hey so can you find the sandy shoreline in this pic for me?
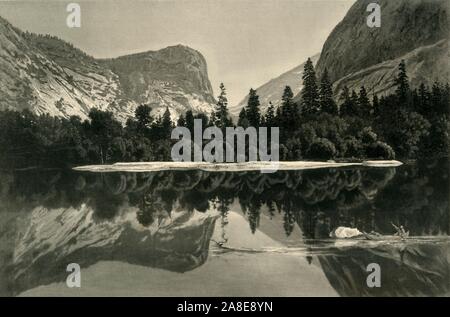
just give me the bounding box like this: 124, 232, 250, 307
73, 160, 403, 173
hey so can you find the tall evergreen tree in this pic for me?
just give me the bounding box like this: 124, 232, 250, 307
237, 108, 249, 128
282, 85, 294, 105
358, 86, 371, 117
213, 83, 232, 129
245, 88, 261, 127
395, 60, 410, 107
265, 102, 276, 127
280, 86, 297, 129
319, 69, 337, 114
301, 58, 319, 115
177, 114, 186, 127
161, 107, 172, 137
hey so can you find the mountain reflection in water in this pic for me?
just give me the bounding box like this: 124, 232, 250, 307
0, 159, 448, 296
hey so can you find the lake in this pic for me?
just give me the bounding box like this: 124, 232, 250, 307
0, 159, 448, 296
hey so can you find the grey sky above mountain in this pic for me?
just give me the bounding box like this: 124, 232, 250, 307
0, 0, 355, 106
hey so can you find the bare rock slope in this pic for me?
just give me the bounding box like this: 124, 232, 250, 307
314, 0, 450, 99
0, 16, 216, 122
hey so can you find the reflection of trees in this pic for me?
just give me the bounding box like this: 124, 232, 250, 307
234, 168, 396, 238
317, 242, 450, 296
0, 160, 448, 239
137, 194, 168, 227
372, 159, 450, 235
0, 161, 448, 296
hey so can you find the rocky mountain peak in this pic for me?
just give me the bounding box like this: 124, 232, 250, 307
316, 0, 450, 83
101, 43, 216, 118
0, 16, 216, 122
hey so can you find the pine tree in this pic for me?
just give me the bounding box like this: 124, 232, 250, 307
237, 108, 249, 128
319, 69, 337, 114
213, 83, 232, 129
395, 60, 410, 107
358, 86, 371, 117
282, 85, 294, 105
245, 88, 261, 127
301, 58, 319, 116
177, 114, 186, 127
280, 86, 296, 129
264, 102, 276, 127
161, 107, 172, 137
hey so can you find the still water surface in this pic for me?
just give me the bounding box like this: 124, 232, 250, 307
0, 160, 449, 296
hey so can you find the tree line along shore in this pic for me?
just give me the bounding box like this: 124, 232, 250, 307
0, 60, 448, 169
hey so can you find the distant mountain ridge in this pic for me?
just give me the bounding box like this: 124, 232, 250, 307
231, 54, 319, 117
0, 16, 216, 123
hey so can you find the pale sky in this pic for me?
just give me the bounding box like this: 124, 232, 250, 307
0, 0, 355, 106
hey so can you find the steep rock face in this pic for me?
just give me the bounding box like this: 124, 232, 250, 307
0, 16, 215, 123
333, 39, 449, 100
315, 0, 449, 83
231, 54, 319, 116
0, 16, 126, 121
101, 45, 216, 120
